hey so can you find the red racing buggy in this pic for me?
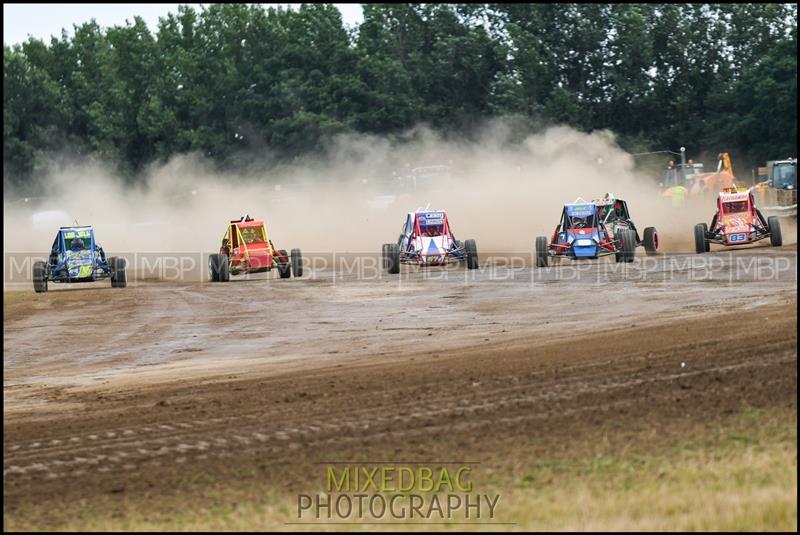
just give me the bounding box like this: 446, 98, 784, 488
694, 187, 782, 253
208, 215, 302, 281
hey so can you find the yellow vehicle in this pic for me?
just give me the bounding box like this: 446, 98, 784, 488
753, 158, 797, 218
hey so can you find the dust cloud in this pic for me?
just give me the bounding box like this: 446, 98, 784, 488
3, 121, 740, 261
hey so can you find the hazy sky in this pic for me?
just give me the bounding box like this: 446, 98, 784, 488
3, 3, 364, 45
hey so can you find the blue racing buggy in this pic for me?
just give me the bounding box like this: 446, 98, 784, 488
534, 199, 648, 267
32, 226, 127, 293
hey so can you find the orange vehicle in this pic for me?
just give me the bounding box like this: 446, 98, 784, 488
687, 152, 735, 196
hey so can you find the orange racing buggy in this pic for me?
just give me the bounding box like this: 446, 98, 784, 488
694, 187, 782, 253
208, 215, 302, 281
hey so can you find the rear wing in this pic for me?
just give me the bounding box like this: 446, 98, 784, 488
230, 214, 255, 223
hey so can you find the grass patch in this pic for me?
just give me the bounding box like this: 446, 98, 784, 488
497, 409, 797, 531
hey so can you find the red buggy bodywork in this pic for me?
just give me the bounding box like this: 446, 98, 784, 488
221, 217, 280, 274
208, 215, 302, 281
694, 187, 782, 253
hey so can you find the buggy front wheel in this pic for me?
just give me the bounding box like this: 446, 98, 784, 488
385, 243, 400, 274
643, 227, 659, 255
33, 261, 48, 293
694, 223, 709, 254
535, 236, 549, 267
291, 248, 303, 277
768, 216, 782, 247
464, 239, 478, 270
109, 257, 128, 288
208, 253, 230, 282
618, 229, 637, 263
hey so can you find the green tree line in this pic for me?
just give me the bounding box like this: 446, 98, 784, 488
4, 3, 797, 188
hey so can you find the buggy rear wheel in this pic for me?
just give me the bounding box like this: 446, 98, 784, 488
643, 227, 659, 255
694, 223, 709, 254
385, 243, 400, 274
33, 261, 48, 293
535, 236, 549, 267
291, 248, 303, 277
768, 216, 782, 247
277, 249, 291, 278
109, 257, 128, 288
209, 253, 229, 282
465, 239, 478, 270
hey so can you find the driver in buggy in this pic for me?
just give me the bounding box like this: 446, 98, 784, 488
70, 237, 86, 251
572, 217, 589, 229
241, 228, 256, 243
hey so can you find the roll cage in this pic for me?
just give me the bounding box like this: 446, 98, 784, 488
50, 227, 107, 264
709, 189, 768, 234
220, 217, 276, 258
399, 211, 456, 249
558, 204, 600, 232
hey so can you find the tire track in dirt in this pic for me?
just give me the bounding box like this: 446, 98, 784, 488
7, 338, 787, 461
5, 336, 794, 483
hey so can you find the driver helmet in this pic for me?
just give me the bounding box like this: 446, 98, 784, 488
70, 237, 84, 250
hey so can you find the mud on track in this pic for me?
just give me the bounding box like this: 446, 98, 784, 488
3, 246, 798, 527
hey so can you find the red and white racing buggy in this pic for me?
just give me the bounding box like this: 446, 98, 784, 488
694, 187, 783, 253
382, 210, 478, 273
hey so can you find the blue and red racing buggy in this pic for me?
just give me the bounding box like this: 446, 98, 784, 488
382, 210, 478, 273
32, 226, 127, 293
534, 198, 658, 267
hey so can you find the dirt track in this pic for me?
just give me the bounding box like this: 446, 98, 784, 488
3, 246, 798, 528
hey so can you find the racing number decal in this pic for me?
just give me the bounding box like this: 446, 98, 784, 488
729, 233, 747, 242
